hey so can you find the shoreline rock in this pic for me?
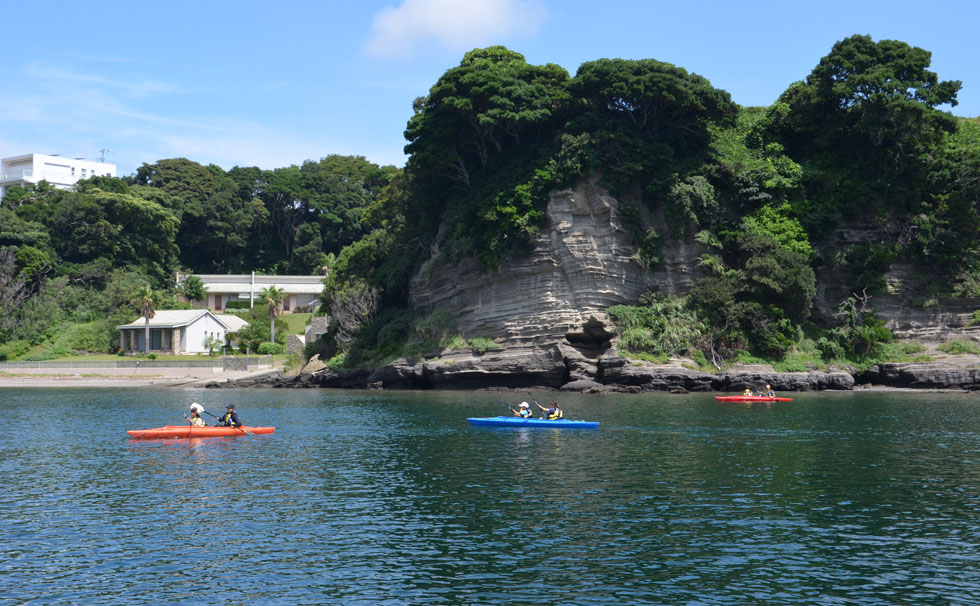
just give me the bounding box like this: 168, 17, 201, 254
205, 346, 980, 392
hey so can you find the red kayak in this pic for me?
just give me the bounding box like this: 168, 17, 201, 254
715, 395, 793, 402
127, 425, 275, 439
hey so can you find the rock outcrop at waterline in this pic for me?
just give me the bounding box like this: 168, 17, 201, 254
208, 348, 980, 392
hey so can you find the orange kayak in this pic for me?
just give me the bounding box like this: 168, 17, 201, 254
127, 425, 275, 439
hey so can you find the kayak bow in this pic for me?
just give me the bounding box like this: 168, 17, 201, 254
127, 425, 275, 439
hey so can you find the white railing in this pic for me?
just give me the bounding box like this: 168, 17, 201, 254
0, 169, 33, 182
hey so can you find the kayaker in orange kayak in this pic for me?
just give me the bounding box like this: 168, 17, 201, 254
216, 405, 242, 427
187, 403, 206, 427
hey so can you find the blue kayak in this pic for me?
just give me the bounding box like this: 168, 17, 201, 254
467, 416, 599, 429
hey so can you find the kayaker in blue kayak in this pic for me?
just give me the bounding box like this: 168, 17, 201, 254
510, 402, 533, 418
216, 405, 242, 427
537, 400, 563, 420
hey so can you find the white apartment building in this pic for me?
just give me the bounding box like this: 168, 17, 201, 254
0, 153, 117, 198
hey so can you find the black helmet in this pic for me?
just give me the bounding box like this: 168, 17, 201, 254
226, 404, 235, 410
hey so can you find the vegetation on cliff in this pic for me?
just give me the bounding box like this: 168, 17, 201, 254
316, 35, 976, 371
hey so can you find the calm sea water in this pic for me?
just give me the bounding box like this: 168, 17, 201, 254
2, 388, 979, 605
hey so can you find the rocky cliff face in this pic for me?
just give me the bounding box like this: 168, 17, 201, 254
254, 177, 980, 394
409, 175, 707, 348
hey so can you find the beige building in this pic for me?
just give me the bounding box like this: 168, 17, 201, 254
177, 272, 323, 313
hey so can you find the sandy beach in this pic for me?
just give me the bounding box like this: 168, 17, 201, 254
0, 374, 209, 388
0, 367, 284, 388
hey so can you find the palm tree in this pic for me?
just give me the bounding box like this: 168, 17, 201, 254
133, 284, 156, 355
260, 285, 286, 344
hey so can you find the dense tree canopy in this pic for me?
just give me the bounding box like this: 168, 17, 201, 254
756, 35, 962, 225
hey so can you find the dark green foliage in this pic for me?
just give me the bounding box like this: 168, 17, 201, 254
607, 293, 706, 360
257, 342, 283, 355
566, 58, 737, 199
757, 35, 961, 231
223, 300, 253, 310
176, 274, 207, 302
230, 306, 286, 353
819, 298, 894, 360
831, 243, 897, 295
734, 230, 816, 323
665, 175, 719, 236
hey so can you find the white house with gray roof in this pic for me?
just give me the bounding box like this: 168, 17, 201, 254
117, 309, 249, 354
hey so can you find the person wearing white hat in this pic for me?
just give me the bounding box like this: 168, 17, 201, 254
187, 403, 206, 427
509, 401, 533, 418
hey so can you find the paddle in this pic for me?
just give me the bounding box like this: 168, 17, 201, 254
528, 391, 546, 419
202, 408, 255, 436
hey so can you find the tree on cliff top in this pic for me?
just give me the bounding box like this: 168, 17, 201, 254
405, 46, 570, 189
566, 58, 737, 195
756, 35, 961, 223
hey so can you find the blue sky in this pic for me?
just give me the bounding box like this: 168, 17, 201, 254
2, 0, 978, 177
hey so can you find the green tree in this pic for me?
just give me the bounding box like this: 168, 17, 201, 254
132, 284, 157, 354
260, 285, 286, 343
405, 46, 570, 189
758, 35, 961, 222
177, 274, 207, 303
567, 57, 737, 194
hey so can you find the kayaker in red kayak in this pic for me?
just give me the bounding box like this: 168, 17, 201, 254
216, 405, 242, 427
743, 388, 753, 396
187, 403, 206, 427
537, 400, 563, 420
763, 384, 775, 398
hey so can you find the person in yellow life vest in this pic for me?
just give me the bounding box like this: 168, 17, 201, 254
537, 400, 563, 420
187, 403, 206, 427
743, 388, 753, 396
217, 404, 242, 427
764, 384, 775, 398
511, 402, 533, 418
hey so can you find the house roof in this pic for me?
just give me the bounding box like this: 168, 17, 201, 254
216, 314, 250, 332
116, 309, 249, 331
178, 273, 324, 296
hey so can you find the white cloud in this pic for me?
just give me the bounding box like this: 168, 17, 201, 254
23, 62, 178, 98
365, 0, 548, 58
